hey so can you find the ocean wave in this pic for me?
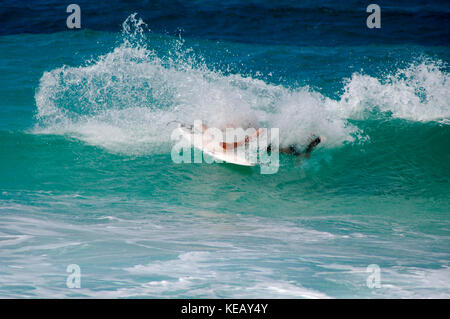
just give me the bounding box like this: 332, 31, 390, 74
34, 14, 450, 155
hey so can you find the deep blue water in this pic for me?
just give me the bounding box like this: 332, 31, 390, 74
2, 0, 450, 45
0, 1, 449, 298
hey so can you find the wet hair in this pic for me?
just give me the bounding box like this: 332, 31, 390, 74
288, 145, 302, 156
266, 136, 321, 156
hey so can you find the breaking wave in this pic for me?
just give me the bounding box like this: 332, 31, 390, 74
34, 14, 450, 155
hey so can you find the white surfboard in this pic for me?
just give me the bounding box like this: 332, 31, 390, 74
177, 126, 256, 166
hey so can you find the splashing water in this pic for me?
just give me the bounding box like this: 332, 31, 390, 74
34, 14, 450, 156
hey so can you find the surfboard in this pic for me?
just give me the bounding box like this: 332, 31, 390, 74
177, 125, 256, 166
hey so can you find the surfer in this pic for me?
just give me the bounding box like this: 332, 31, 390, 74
272, 136, 322, 161
210, 125, 322, 160
171, 120, 321, 160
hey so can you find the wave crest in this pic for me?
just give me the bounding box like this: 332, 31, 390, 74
34, 15, 450, 155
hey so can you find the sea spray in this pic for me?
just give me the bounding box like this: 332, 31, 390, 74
34, 15, 450, 156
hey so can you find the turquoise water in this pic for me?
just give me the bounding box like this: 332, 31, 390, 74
1, 10, 449, 298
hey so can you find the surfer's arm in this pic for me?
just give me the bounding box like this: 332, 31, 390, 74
220, 128, 262, 150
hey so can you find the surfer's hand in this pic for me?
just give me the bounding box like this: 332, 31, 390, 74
220, 141, 239, 150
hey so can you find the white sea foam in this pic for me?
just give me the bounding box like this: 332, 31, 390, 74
124, 251, 331, 298
340, 60, 450, 122
34, 14, 450, 155
1, 200, 448, 298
